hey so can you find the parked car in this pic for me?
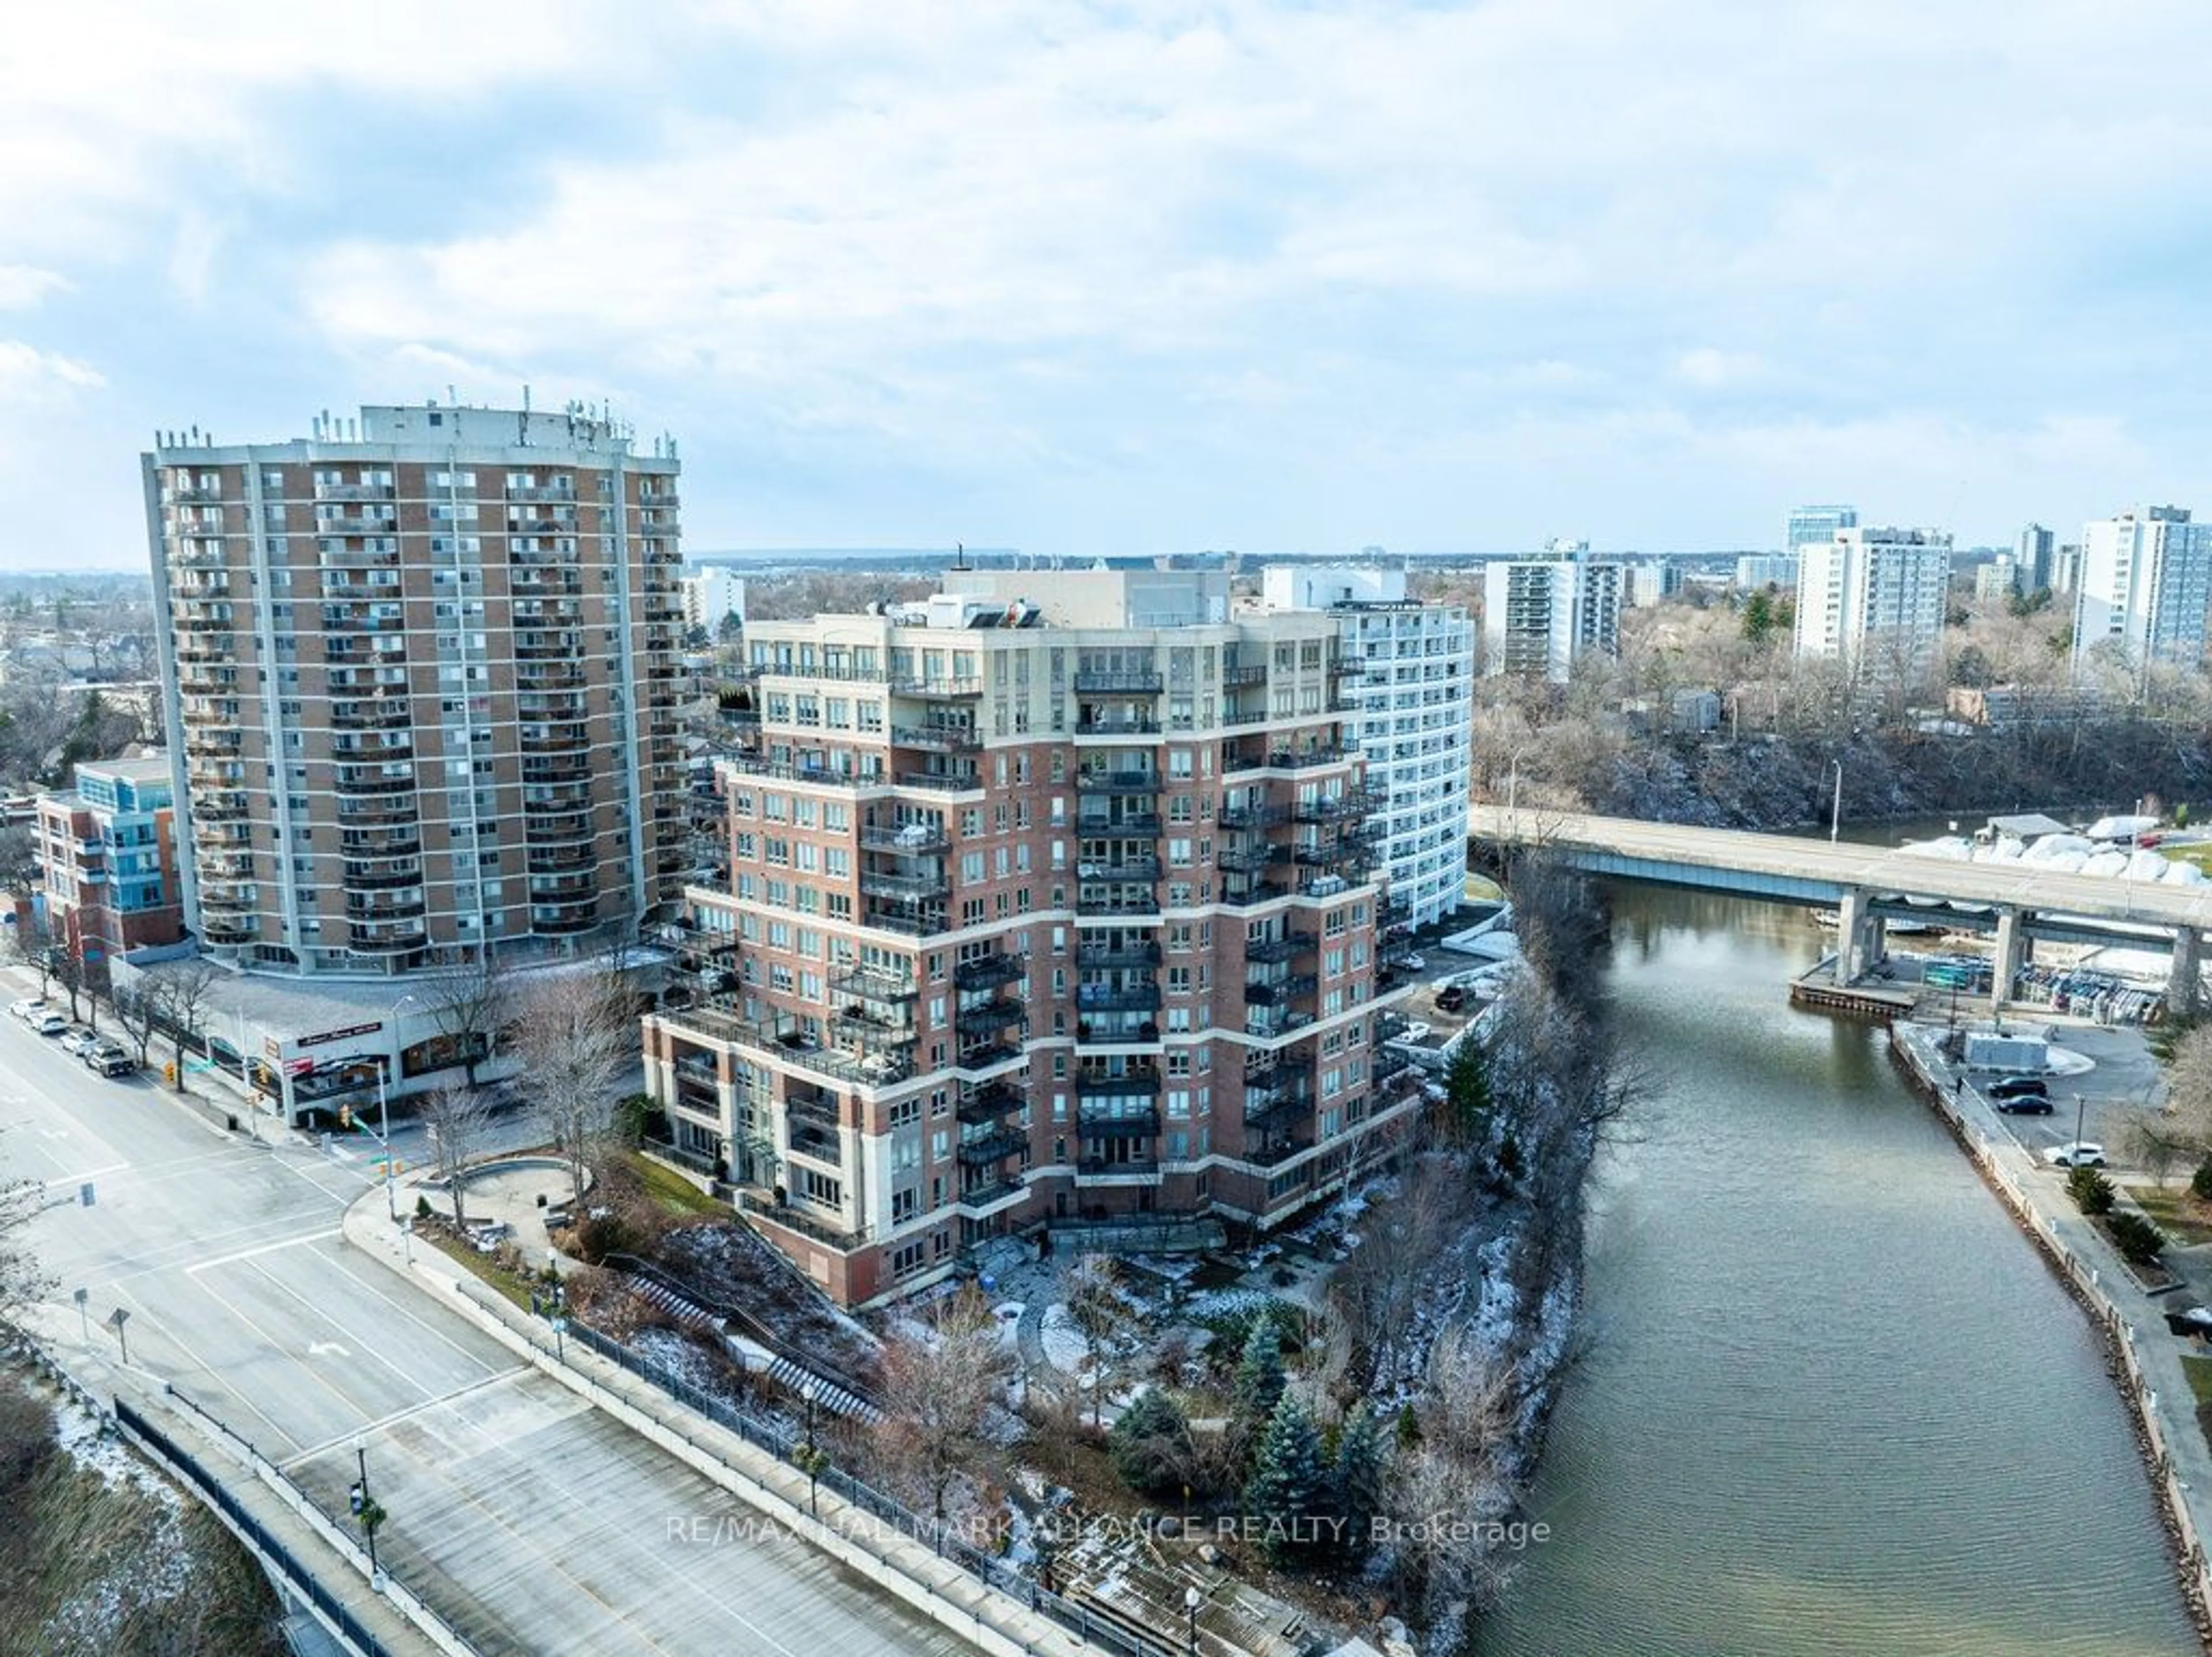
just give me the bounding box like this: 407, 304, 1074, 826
84, 1042, 135, 1077
1389, 1020, 1434, 1045
1994, 1094, 2054, 1115
8, 997, 46, 1022
56, 1027, 96, 1056
2165, 1304, 2212, 1338
2043, 1141, 2107, 1168
31, 1010, 69, 1036
1435, 986, 1468, 1013
1399, 954, 1427, 973
1986, 1075, 2050, 1102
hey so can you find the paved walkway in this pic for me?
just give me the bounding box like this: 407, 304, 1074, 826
344, 1175, 1092, 1657
1895, 1020, 2212, 1637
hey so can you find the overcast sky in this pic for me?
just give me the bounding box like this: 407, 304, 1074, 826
5, 1, 2207, 569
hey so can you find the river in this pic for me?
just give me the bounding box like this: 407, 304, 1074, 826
1473, 882, 2200, 1657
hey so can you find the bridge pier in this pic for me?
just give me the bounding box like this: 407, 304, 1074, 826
1836, 887, 1885, 981
1991, 907, 2027, 1011
2171, 928, 2202, 1016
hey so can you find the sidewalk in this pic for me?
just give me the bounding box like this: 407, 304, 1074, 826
1893, 1020, 2212, 1641
342, 1177, 1094, 1657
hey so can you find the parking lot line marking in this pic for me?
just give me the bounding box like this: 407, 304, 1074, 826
279, 1369, 532, 1473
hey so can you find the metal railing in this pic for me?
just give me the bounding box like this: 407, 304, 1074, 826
560, 1323, 1175, 1657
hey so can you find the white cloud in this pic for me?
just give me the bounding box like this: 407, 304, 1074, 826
0, 267, 68, 311
0, 342, 105, 393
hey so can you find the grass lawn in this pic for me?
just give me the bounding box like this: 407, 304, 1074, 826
2160, 843, 2212, 875
2124, 1184, 2212, 1248
629, 1150, 726, 1218
2185, 1357, 2212, 1409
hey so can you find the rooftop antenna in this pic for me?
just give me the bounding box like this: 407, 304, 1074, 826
952, 540, 971, 572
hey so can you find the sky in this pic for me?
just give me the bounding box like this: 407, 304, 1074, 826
3, 1, 2209, 569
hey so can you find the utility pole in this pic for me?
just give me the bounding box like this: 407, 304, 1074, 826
1830, 759, 1844, 843
351, 1439, 387, 1590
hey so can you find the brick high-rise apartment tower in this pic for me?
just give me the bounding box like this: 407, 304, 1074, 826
144, 402, 687, 973
644, 570, 1422, 1306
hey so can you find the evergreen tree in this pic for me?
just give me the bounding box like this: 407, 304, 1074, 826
1241, 1392, 1324, 1566
1108, 1386, 1194, 1497
1444, 1037, 1494, 1148
1740, 588, 1774, 644
1231, 1318, 1287, 1435
1328, 1405, 1390, 1563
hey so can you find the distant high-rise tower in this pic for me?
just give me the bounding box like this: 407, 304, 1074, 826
1792, 525, 1952, 678
1481, 542, 1623, 681
1787, 504, 1858, 553
2073, 506, 2212, 674
145, 402, 690, 974
2016, 523, 2056, 595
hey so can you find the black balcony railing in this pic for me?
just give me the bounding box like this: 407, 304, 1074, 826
1077, 1109, 1161, 1138
957, 1083, 1024, 1124
1075, 940, 1161, 968
1245, 973, 1319, 1007
1075, 982, 1162, 1013
1075, 769, 1161, 793
957, 1126, 1028, 1166
953, 952, 1026, 989
1072, 671, 1164, 694
1244, 930, 1317, 964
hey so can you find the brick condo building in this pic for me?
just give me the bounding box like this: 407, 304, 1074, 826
143, 402, 688, 974
642, 570, 1423, 1306
35, 752, 185, 977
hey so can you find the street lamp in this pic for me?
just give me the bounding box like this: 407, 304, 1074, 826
377, 993, 422, 1225
350, 1437, 385, 1590
2075, 1091, 2088, 1152
798, 1379, 822, 1516
1185, 1585, 1202, 1656
1829, 759, 1844, 843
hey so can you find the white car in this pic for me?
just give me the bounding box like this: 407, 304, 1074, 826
9, 997, 46, 1022
2044, 1141, 2108, 1168
31, 1011, 69, 1036
1400, 954, 1427, 972
57, 1027, 96, 1056
1389, 1020, 1434, 1045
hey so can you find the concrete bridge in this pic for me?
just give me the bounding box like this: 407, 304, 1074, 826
1469, 805, 2211, 1012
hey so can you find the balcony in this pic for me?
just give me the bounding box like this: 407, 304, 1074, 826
787, 1122, 844, 1165
739, 1191, 867, 1251
190, 790, 251, 822
1245, 1006, 1315, 1040
1245, 973, 1318, 1007
1222, 663, 1267, 689
315, 513, 399, 535
1078, 1109, 1161, 1138
890, 724, 981, 754
1072, 671, 1163, 695
314, 482, 395, 502
1076, 856, 1160, 883
832, 966, 917, 1004
955, 998, 1027, 1038
506, 484, 577, 504
862, 903, 950, 938
528, 845, 598, 875
1075, 812, 1162, 838
859, 868, 949, 902
1243, 1138, 1313, 1169
1215, 846, 1287, 875
1076, 939, 1161, 969
859, 822, 949, 855
1372, 1046, 1415, 1086
1075, 714, 1161, 737
523, 758, 593, 786
1220, 880, 1290, 908
957, 1126, 1027, 1167
891, 769, 983, 794
1075, 890, 1164, 918
955, 1176, 1028, 1214
343, 862, 424, 890
1075, 767, 1160, 793
331, 699, 412, 731
1263, 746, 1353, 771
1077, 1067, 1160, 1098
1076, 1016, 1159, 1045
1243, 930, 1317, 964
953, 952, 1025, 990
889, 676, 982, 699
349, 921, 429, 954
955, 1040, 1026, 1073
957, 1083, 1024, 1125
1217, 803, 1287, 831
334, 770, 415, 797
1077, 1157, 1161, 1179
344, 895, 427, 923
527, 815, 599, 848
1076, 982, 1161, 1013
203, 916, 258, 946
198, 882, 256, 913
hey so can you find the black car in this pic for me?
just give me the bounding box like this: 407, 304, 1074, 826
1993, 1094, 2054, 1115
1435, 986, 1468, 1013
1986, 1074, 2050, 1102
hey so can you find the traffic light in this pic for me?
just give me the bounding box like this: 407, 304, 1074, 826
162, 1062, 177, 1087
349, 1481, 365, 1515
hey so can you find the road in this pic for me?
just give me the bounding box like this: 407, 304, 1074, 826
2, 977, 973, 1657
1470, 803, 2212, 929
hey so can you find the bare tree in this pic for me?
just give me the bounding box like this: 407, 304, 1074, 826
1387, 1327, 1523, 1632
1060, 1252, 1143, 1428
109, 980, 161, 1067
872, 1284, 1013, 1521
1331, 1150, 1478, 1394
2163, 1023, 2212, 1147
422, 952, 510, 1089
511, 969, 635, 1202
421, 1081, 497, 1229
148, 958, 222, 1086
